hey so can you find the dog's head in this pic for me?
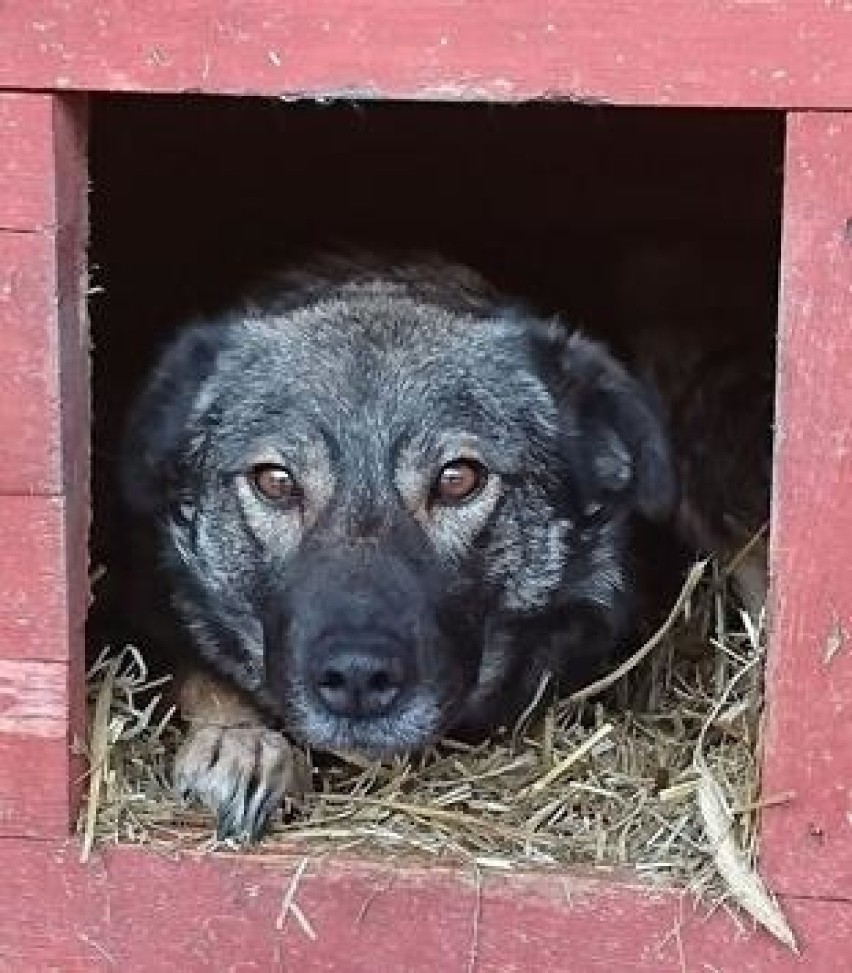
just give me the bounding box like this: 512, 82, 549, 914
122, 263, 675, 754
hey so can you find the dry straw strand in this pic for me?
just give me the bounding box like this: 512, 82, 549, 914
81, 549, 779, 939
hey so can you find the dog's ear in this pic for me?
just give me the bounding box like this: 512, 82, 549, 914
532, 325, 676, 521
121, 323, 226, 517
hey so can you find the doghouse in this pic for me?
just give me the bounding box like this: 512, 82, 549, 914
0, 4, 850, 970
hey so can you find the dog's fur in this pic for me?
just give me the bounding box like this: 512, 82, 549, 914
120, 257, 678, 837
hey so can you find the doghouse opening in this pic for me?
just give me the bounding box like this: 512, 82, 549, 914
86, 96, 783, 888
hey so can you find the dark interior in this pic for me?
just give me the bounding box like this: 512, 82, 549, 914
88, 96, 784, 567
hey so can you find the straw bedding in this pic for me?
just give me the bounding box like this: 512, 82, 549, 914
79, 552, 795, 948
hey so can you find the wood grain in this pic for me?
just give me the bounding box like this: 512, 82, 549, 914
0, 496, 84, 836
0, 496, 88, 684
0, 232, 64, 495
762, 113, 852, 902
0, 658, 67, 736
0, 497, 76, 662
0, 95, 88, 496
0, 94, 58, 232
0, 2, 851, 107
0, 842, 848, 970
0, 658, 75, 836
53, 97, 90, 508
0, 733, 76, 837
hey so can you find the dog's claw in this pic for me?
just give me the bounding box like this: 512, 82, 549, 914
174, 724, 311, 840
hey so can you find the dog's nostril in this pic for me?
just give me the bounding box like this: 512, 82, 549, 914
314, 647, 408, 720
367, 671, 392, 694
318, 669, 347, 692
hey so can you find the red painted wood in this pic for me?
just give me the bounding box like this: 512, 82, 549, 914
0, 95, 88, 497
0, 232, 64, 495
762, 113, 852, 902
1, 2, 852, 108
0, 736, 74, 837
0, 658, 67, 736
0, 841, 847, 971
50, 96, 88, 241
0, 495, 83, 836
0, 496, 75, 662
0, 93, 87, 236
0, 94, 59, 232
0, 657, 71, 837
52, 98, 90, 510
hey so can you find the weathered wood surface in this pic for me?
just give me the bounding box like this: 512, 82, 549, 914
0, 2, 851, 107
0, 94, 62, 232
1, 841, 849, 971
0, 658, 68, 735
0, 232, 64, 494
0, 95, 88, 496
762, 113, 852, 902
0, 736, 77, 838
0, 499, 85, 837
0, 495, 77, 663
0, 94, 88, 839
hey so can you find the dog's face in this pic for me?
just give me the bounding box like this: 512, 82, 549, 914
123, 264, 674, 755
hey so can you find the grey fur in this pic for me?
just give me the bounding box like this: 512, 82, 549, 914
121, 256, 676, 835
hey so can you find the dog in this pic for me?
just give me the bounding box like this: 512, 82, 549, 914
119, 256, 678, 839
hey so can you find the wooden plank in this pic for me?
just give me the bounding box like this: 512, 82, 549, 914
0, 496, 76, 662
0, 94, 88, 839
0, 2, 851, 107
51, 96, 88, 240
0, 96, 88, 496
762, 113, 852, 901
0, 94, 85, 233
0, 657, 70, 834
0, 733, 75, 837
0, 495, 85, 836
0, 658, 67, 736
53, 97, 90, 506
0, 841, 848, 970
0, 232, 64, 495
0, 94, 58, 232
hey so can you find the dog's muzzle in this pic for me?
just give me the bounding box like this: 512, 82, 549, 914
264, 537, 474, 752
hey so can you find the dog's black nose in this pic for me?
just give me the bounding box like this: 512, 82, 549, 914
313, 642, 408, 719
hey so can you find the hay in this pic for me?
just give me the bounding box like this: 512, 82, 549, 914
80, 554, 795, 947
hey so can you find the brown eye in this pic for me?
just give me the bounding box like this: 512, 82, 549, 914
433, 459, 487, 505
248, 464, 300, 505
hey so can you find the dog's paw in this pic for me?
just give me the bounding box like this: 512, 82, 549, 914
174, 724, 311, 840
